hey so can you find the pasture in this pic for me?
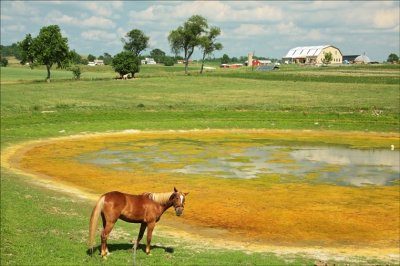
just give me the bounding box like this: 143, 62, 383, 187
1, 63, 399, 265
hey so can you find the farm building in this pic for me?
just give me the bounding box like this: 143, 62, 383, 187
283, 45, 343, 65
353, 54, 371, 64
343, 55, 359, 64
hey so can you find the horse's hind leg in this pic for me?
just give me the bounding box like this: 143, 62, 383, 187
100, 214, 116, 257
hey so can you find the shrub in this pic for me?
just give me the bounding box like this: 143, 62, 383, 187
69, 66, 81, 80
0, 57, 9, 67
163, 56, 175, 66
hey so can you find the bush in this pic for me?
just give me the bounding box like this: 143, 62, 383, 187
69, 66, 81, 80
0, 57, 9, 67
163, 56, 175, 66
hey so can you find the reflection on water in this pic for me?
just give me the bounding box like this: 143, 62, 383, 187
77, 140, 399, 187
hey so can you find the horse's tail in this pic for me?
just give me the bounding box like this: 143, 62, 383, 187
88, 195, 105, 253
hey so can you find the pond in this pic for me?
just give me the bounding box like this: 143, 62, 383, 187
13, 130, 400, 251
77, 139, 399, 187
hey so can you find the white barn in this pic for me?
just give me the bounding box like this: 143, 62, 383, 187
283, 45, 342, 65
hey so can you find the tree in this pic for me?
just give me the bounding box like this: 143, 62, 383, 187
150, 48, 166, 64
122, 29, 149, 57
168, 15, 208, 74
387, 53, 399, 63
19, 34, 35, 66
18, 25, 70, 81
112, 51, 140, 78
87, 54, 96, 62
163, 56, 175, 66
69, 50, 83, 65
1, 43, 22, 59
199, 26, 223, 74
221, 54, 230, 64
102, 53, 113, 65
322, 52, 333, 65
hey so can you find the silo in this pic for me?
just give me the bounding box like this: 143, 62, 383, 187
248, 53, 253, 67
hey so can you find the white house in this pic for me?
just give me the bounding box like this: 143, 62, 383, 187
141, 58, 156, 65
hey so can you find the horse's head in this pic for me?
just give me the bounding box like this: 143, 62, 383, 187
170, 187, 188, 216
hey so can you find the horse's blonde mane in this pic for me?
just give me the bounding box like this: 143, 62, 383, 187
145, 192, 173, 205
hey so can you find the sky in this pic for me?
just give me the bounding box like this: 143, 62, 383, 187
1, 1, 399, 61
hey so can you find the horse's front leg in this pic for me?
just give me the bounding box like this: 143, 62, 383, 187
145, 222, 155, 255
135, 223, 146, 248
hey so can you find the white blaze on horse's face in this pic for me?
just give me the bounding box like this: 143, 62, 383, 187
180, 194, 184, 205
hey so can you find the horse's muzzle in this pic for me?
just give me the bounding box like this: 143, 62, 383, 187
175, 207, 184, 216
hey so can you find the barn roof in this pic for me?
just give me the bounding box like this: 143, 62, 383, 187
354, 54, 371, 63
284, 45, 331, 58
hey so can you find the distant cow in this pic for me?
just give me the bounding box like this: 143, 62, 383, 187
122, 73, 130, 80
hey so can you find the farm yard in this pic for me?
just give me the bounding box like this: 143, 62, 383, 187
1, 63, 400, 265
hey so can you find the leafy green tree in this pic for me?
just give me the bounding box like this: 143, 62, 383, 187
163, 56, 175, 66
112, 51, 140, 78
322, 52, 333, 65
19, 34, 35, 66
0, 43, 22, 59
102, 53, 113, 65
122, 29, 149, 57
221, 54, 230, 64
18, 25, 70, 81
199, 26, 223, 74
168, 15, 208, 74
150, 48, 166, 63
87, 54, 96, 62
69, 50, 82, 64
387, 53, 399, 63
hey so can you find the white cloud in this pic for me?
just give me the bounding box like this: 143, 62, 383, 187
47, 11, 116, 29
373, 9, 399, 29
81, 16, 116, 29
304, 29, 329, 41
111, 1, 124, 10
2, 24, 26, 33
82, 2, 112, 17
9, 1, 38, 16
129, 1, 282, 25
232, 24, 269, 37
81, 30, 116, 41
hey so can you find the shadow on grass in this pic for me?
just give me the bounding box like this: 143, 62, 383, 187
87, 243, 174, 256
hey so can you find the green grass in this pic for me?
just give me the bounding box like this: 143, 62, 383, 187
1, 169, 315, 266
1, 64, 399, 265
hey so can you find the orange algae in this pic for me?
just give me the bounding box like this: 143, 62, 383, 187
10, 129, 400, 252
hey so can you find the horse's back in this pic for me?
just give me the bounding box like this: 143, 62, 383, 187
103, 191, 157, 223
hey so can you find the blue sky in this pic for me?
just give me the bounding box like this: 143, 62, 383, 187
1, 1, 399, 61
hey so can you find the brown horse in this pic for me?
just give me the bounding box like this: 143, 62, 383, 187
88, 187, 188, 256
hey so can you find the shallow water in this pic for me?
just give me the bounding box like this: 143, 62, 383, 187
77, 140, 399, 187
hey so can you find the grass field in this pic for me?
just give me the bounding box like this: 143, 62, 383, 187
1, 63, 399, 265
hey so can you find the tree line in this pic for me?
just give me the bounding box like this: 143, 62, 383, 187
2, 15, 225, 80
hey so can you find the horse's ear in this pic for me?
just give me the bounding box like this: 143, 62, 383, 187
174, 187, 178, 192
184, 192, 189, 196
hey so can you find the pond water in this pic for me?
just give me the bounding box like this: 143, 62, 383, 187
77, 139, 399, 187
